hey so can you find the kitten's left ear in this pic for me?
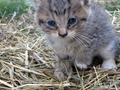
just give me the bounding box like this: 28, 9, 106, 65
80, 0, 91, 6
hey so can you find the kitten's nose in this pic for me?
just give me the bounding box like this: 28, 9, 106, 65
59, 33, 68, 37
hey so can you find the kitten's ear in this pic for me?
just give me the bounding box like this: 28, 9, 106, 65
33, 0, 41, 10
33, 0, 48, 11
80, 0, 91, 6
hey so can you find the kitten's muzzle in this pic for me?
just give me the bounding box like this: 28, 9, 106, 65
59, 33, 68, 38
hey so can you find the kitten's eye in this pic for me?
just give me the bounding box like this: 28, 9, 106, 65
47, 20, 56, 27
68, 18, 77, 25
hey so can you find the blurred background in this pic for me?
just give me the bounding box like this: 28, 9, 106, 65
0, 0, 120, 17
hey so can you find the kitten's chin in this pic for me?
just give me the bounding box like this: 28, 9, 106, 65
57, 37, 72, 43
47, 34, 72, 42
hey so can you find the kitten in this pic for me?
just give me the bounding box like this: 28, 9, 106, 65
33, 0, 118, 80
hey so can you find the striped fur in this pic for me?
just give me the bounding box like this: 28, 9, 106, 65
33, 0, 117, 80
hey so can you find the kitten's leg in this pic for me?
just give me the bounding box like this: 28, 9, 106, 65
54, 61, 72, 81
75, 53, 92, 69
100, 43, 117, 70
54, 55, 72, 81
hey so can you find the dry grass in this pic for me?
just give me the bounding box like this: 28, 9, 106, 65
0, 0, 120, 90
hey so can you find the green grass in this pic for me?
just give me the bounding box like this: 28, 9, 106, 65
0, 0, 28, 17
100, 0, 120, 11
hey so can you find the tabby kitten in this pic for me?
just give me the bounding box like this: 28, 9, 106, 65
33, 0, 118, 80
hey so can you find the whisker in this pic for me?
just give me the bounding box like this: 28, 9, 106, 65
76, 33, 92, 40
46, 37, 53, 44
69, 31, 76, 35
75, 34, 92, 45
72, 37, 80, 46
74, 36, 87, 48
69, 31, 89, 47
78, 35, 91, 44
80, 34, 91, 40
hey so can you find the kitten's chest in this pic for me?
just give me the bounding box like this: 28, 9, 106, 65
50, 40, 75, 56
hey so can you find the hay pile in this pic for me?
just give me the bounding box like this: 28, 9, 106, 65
0, 1, 120, 90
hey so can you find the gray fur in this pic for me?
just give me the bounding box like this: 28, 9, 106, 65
34, 0, 118, 80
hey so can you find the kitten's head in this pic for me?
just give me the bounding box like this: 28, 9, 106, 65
33, 0, 91, 39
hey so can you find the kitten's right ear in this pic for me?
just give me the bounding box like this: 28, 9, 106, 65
33, 0, 48, 11
33, 0, 41, 10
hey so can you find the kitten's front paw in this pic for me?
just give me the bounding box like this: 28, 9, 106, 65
76, 63, 88, 69
102, 60, 117, 70
54, 71, 67, 81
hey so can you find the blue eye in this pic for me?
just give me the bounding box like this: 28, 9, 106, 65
47, 20, 56, 27
68, 18, 77, 25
